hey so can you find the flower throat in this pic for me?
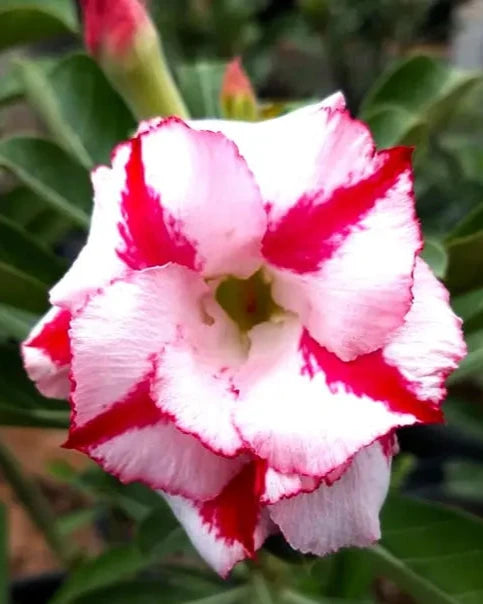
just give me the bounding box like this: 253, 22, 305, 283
215, 270, 279, 332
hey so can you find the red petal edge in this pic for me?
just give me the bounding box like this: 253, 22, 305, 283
300, 329, 443, 424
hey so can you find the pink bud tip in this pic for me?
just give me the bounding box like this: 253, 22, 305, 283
80, 0, 150, 57
221, 58, 256, 100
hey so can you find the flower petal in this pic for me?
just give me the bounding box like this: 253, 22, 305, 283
234, 318, 443, 477
164, 461, 273, 577
265, 147, 421, 361
69, 262, 244, 457
50, 150, 129, 309
194, 96, 421, 360
69, 265, 208, 426
194, 93, 375, 218
65, 372, 243, 499
269, 441, 391, 555
22, 307, 71, 399
139, 118, 266, 278
261, 466, 321, 505
260, 455, 357, 505
151, 298, 245, 457
51, 118, 266, 309
384, 258, 466, 402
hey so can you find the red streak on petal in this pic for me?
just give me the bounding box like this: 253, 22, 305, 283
300, 330, 443, 424
65, 373, 166, 451
262, 147, 413, 273
200, 460, 266, 556
27, 310, 72, 366
117, 134, 197, 271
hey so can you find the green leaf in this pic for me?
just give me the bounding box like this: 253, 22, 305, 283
251, 573, 276, 604
47, 54, 136, 165
137, 504, 185, 559
0, 0, 78, 50
51, 545, 146, 604
0, 186, 47, 228
17, 54, 136, 167
362, 56, 482, 128
282, 593, 370, 604
0, 57, 56, 106
0, 214, 66, 284
0, 341, 69, 428
0, 186, 76, 247
68, 581, 243, 604
452, 287, 483, 333
323, 549, 374, 600
449, 202, 483, 240
452, 287, 483, 321
70, 581, 184, 604
178, 62, 226, 118
0, 137, 91, 227
52, 542, 235, 604
0, 403, 69, 428
72, 467, 163, 521
444, 395, 483, 441
0, 260, 48, 313
15, 58, 93, 169
444, 461, 483, 504
0, 303, 37, 340
180, 590, 252, 604
444, 140, 483, 185
56, 508, 98, 537
447, 343, 483, 384
364, 104, 427, 149
445, 230, 483, 294
369, 494, 483, 604
421, 238, 448, 279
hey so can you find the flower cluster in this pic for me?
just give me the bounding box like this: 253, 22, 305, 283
23, 94, 465, 575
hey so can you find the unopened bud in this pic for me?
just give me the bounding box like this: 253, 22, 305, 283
220, 58, 258, 122
80, 0, 188, 119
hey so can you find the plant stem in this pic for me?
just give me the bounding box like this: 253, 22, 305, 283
103, 27, 189, 120
251, 571, 275, 604
367, 545, 455, 604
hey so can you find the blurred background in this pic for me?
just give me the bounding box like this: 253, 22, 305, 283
2, 1, 483, 603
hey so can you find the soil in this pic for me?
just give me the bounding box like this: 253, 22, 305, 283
0, 427, 99, 579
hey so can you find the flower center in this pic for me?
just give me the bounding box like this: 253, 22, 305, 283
215, 270, 280, 332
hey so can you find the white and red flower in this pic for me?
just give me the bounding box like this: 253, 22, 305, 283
22, 94, 465, 576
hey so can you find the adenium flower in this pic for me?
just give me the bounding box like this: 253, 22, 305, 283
22, 94, 465, 576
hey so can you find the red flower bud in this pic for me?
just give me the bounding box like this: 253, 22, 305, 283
78, 0, 188, 119
220, 58, 258, 121
80, 0, 150, 58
